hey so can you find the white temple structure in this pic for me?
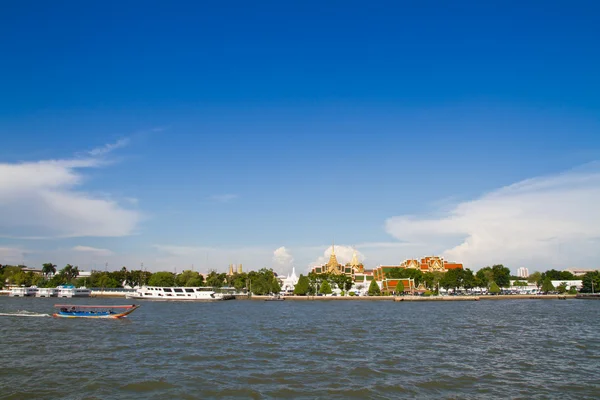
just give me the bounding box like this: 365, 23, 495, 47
278, 267, 299, 294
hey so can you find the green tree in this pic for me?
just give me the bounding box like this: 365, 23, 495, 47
294, 274, 310, 295
440, 268, 462, 292
489, 281, 501, 294
230, 272, 248, 292
386, 268, 404, 279
176, 270, 203, 287
541, 277, 555, 293
476, 267, 494, 288
396, 280, 405, 294
492, 264, 511, 288
343, 276, 354, 294
60, 264, 79, 282
541, 269, 575, 281
580, 271, 600, 293
95, 273, 120, 288
320, 280, 332, 295
205, 270, 227, 288
271, 276, 281, 294
513, 280, 528, 286
368, 280, 381, 296
148, 271, 176, 287
42, 263, 57, 278
568, 286, 578, 295
528, 271, 543, 287
462, 269, 476, 292
556, 282, 568, 294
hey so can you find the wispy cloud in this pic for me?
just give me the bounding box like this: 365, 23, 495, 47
0, 140, 141, 239
72, 246, 114, 256
385, 163, 600, 270
0, 247, 27, 264
209, 194, 238, 203
88, 138, 130, 156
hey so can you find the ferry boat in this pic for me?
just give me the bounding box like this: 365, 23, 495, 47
127, 286, 235, 301
53, 304, 140, 319
57, 285, 91, 298
36, 288, 58, 297
9, 286, 39, 297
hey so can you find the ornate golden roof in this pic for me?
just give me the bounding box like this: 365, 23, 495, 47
350, 249, 359, 266
325, 243, 342, 274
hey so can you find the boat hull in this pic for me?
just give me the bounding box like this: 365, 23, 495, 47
126, 295, 233, 301
53, 305, 140, 319
127, 286, 235, 301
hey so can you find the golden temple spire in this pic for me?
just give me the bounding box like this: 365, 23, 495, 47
326, 240, 340, 273
350, 248, 359, 266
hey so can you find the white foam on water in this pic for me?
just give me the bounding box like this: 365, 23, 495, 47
0, 311, 51, 317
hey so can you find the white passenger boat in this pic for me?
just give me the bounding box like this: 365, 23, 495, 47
36, 288, 59, 297
9, 286, 39, 297
126, 286, 235, 301
57, 285, 91, 298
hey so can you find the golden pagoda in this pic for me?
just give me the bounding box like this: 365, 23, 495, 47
325, 242, 343, 275
350, 249, 364, 273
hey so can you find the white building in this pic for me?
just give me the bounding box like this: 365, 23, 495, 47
517, 267, 529, 278
278, 267, 299, 294
563, 268, 599, 277
551, 280, 582, 290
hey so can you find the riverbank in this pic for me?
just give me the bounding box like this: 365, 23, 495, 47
0, 292, 581, 300
245, 294, 577, 301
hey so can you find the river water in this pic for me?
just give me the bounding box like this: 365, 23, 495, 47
0, 297, 598, 399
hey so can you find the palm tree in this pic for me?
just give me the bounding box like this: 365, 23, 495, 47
42, 263, 57, 278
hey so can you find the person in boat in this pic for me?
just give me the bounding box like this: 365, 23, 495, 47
70, 306, 76, 312
60, 307, 68, 312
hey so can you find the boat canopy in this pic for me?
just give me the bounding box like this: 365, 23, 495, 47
53, 304, 137, 309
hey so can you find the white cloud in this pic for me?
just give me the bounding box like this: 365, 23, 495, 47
0, 142, 141, 239
0, 247, 26, 264
209, 194, 238, 203
385, 163, 600, 271
72, 246, 114, 256
88, 138, 130, 156
272, 246, 294, 268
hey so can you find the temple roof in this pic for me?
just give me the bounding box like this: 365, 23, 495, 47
350, 249, 360, 266
326, 243, 339, 268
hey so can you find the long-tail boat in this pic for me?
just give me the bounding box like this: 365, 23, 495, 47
53, 304, 140, 319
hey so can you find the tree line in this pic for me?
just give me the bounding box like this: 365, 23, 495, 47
0, 264, 282, 295
289, 265, 599, 296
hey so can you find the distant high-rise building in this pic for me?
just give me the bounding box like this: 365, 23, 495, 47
517, 267, 529, 278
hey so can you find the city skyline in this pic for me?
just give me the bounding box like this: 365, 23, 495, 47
1, 1, 599, 274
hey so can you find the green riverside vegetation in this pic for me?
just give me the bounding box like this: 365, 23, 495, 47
1, 263, 595, 296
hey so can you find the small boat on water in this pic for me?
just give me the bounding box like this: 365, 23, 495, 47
265, 294, 285, 301
53, 304, 140, 319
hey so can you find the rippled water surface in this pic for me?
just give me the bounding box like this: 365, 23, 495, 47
1, 297, 598, 399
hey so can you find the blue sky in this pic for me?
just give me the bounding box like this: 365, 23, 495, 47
1, 1, 599, 274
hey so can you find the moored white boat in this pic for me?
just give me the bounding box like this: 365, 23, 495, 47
126, 286, 235, 301
9, 286, 39, 297
36, 288, 58, 297
58, 285, 91, 298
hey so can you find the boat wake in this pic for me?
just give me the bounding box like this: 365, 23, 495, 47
0, 311, 51, 318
